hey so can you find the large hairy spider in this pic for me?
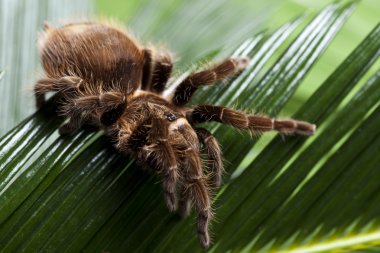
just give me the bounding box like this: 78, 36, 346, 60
34, 21, 315, 248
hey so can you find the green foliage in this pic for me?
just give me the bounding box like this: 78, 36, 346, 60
96, 0, 281, 63
1, 1, 380, 252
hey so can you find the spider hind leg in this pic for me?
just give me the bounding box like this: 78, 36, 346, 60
150, 52, 173, 93
59, 91, 126, 135
34, 76, 83, 108
140, 48, 173, 93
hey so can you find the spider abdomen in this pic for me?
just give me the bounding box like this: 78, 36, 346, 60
39, 22, 144, 92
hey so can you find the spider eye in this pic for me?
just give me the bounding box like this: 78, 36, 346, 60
165, 112, 177, 122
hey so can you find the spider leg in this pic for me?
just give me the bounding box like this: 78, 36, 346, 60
58, 110, 84, 135
148, 118, 180, 211
140, 48, 153, 91
128, 118, 180, 211
98, 92, 127, 126
172, 57, 248, 107
140, 142, 179, 211
59, 91, 126, 135
34, 76, 83, 108
195, 128, 223, 187
179, 146, 212, 249
141, 49, 173, 93
187, 105, 316, 135
150, 52, 173, 93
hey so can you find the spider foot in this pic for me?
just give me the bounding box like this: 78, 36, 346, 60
199, 231, 210, 249
165, 191, 178, 212
232, 57, 250, 71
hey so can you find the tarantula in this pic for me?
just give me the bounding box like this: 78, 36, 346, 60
34, 21, 316, 248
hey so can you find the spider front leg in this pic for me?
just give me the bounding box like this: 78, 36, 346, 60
195, 128, 223, 187
179, 145, 213, 248
159, 122, 212, 247
172, 57, 249, 106
129, 118, 180, 211
187, 105, 316, 135
148, 118, 180, 211
34, 76, 83, 108
141, 142, 179, 211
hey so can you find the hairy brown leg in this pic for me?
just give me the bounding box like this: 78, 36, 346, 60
172, 57, 248, 106
148, 118, 179, 211
59, 91, 126, 135
195, 128, 223, 187
179, 146, 212, 249
140, 48, 153, 91
34, 76, 83, 108
127, 118, 179, 211
140, 49, 173, 93
59, 111, 84, 135
176, 123, 199, 218
187, 105, 316, 135
98, 92, 127, 126
150, 52, 173, 93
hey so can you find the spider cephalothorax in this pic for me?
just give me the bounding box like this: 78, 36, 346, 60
34, 21, 316, 248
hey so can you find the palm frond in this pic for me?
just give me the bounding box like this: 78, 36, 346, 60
0, 1, 380, 252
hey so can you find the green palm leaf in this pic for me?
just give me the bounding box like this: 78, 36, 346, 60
1, 1, 380, 252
